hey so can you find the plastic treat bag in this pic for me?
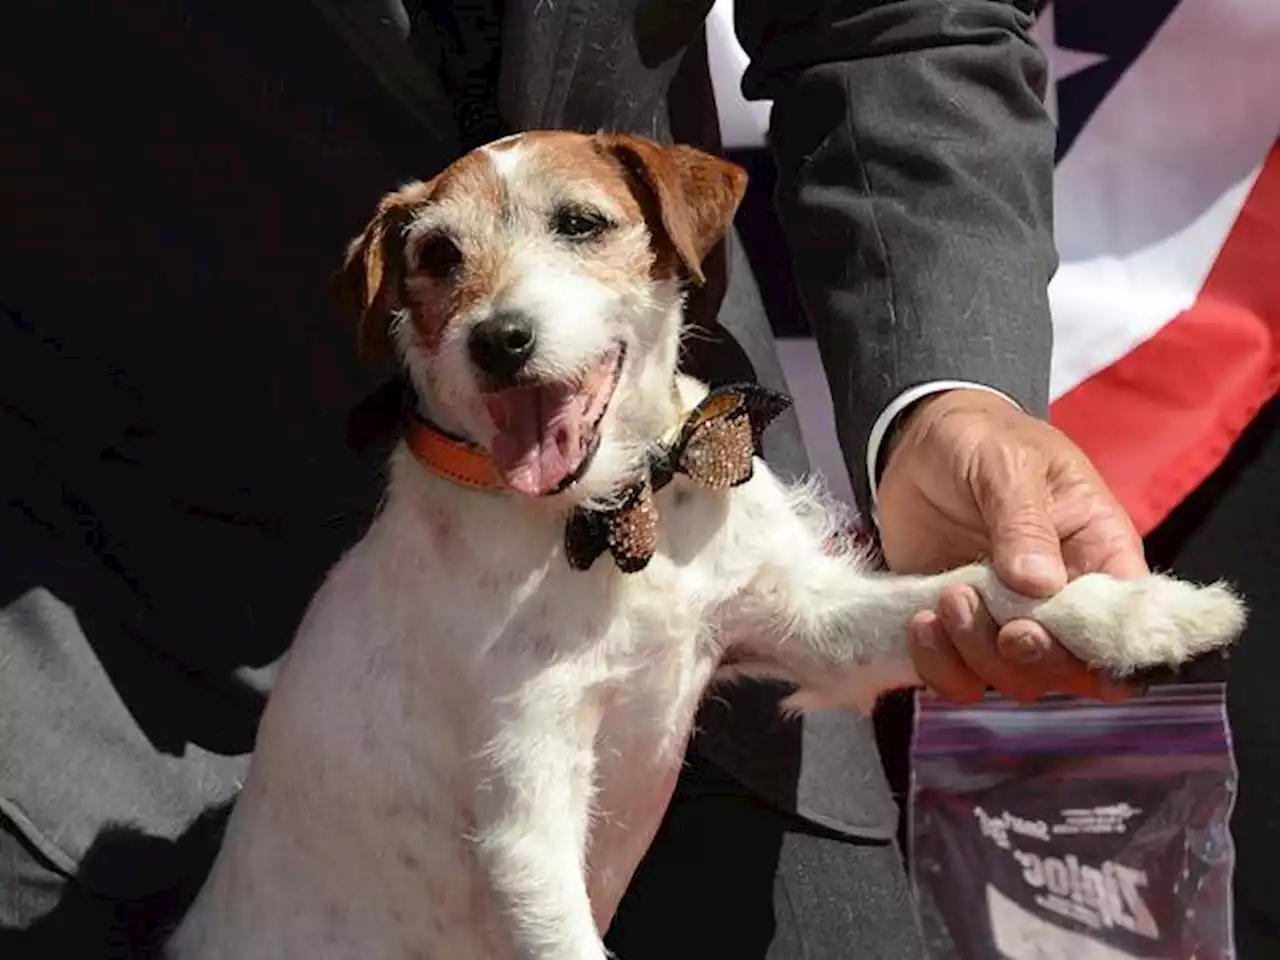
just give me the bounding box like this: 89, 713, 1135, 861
910, 684, 1237, 960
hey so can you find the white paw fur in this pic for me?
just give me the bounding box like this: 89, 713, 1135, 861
978, 572, 1246, 676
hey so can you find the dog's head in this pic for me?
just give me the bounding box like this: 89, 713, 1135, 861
336, 131, 747, 504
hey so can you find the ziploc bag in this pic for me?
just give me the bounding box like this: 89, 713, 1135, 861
910, 684, 1237, 960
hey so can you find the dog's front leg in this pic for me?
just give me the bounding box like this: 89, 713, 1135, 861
724, 532, 974, 713
719, 473, 1244, 713
474, 672, 606, 960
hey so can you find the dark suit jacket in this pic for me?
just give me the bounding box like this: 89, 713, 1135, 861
0, 0, 1054, 904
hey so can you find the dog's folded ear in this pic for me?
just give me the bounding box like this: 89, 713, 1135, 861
602, 134, 748, 287
333, 181, 433, 358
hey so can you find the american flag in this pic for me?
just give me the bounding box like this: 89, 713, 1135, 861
708, 0, 1280, 534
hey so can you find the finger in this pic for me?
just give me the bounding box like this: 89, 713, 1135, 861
1082, 665, 1140, 702
1055, 475, 1149, 581
1062, 519, 1149, 581
995, 618, 1093, 695
908, 610, 986, 703
937, 591, 1045, 702
976, 464, 1068, 598
995, 619, 1136, 702
1091, 677, 1138, 702
938, 587, 1054, 703
1105, 549, 1150, 580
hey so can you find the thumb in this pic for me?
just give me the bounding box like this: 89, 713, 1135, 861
980, 470, 1067, 598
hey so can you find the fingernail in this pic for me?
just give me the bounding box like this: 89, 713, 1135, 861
913, 616, 939, 651
999, 629, 1046, 664
944, 590, 978, 633
1011, 553, 1062, 587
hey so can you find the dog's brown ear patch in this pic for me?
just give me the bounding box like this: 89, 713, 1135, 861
333, 181, 435, 358
603, 135, 748, 286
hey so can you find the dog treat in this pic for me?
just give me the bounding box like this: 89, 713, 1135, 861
910, 684, 1237, 960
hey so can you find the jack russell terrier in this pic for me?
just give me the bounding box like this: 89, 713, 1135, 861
168, 131, 1245, 959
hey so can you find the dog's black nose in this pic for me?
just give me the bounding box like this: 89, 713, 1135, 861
468, 311, 537, 384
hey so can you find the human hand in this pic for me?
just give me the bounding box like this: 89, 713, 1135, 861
876, 388, 1148, 703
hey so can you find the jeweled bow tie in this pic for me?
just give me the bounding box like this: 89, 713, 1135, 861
563, 383, 792, 573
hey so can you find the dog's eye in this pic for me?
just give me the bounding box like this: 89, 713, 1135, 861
551, 207, 611, 241
415, 234, 463, 279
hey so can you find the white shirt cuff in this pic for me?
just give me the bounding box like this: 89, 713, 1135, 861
866, 381, 1021, 520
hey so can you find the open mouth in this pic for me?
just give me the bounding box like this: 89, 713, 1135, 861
483, 344, 625, 497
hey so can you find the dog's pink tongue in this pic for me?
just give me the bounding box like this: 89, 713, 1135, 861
487, 386, 585, 496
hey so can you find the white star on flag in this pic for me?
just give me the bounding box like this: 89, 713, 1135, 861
1030, 1, 1109, 124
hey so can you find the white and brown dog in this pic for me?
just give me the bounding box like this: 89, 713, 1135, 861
169, 131, 1245, 959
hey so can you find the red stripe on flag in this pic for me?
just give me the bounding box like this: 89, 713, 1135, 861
1050, 146, 1280, 536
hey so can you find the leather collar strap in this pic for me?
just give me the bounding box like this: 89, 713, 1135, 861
405, 415, 507, 492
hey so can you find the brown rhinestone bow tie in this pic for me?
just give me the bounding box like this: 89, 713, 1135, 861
564, 383, 792, 574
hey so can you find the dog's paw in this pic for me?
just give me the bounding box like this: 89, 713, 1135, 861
981, 573, 1246, 677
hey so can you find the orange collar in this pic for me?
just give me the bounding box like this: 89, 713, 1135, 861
405, 417, 508, 493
